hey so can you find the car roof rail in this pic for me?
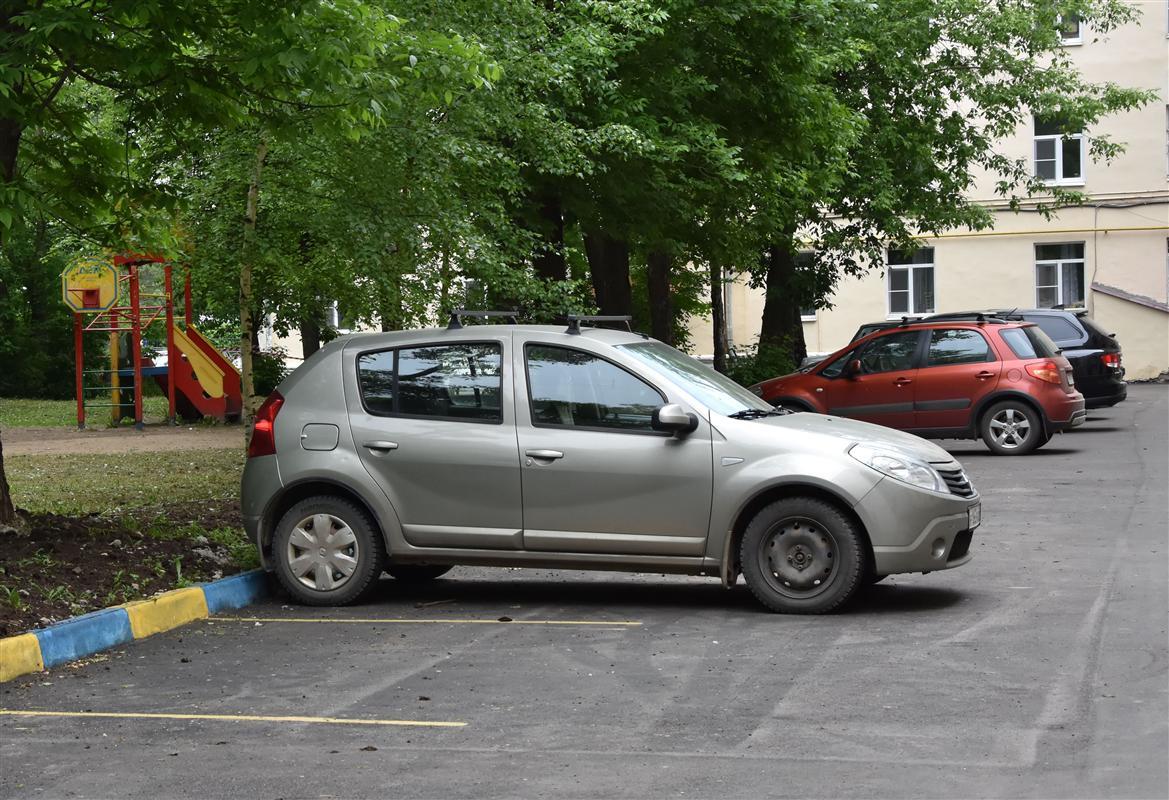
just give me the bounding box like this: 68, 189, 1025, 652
565, 314, 633, 335
447, 309, 519, 330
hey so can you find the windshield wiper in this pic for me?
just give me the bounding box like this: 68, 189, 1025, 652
727, 408, 790, 419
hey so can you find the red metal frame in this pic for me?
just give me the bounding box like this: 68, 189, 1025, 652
74, 313, 85, 429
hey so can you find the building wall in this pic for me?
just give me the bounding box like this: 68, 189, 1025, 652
692, 1, 1169, 380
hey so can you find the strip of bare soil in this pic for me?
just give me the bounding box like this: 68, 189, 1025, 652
0, 500, 252, 637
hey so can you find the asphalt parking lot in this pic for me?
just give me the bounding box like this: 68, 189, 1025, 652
2, 385, 1166, 799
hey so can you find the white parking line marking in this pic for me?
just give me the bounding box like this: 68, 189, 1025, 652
0, 709, 466, 728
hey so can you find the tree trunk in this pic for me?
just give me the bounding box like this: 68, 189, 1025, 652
759, 240, 809, 365
646, 249, 673, 344
583, 230, 632, 317
533, 193, 566, 282
710, 259, 729, 374
240, 135, 269, 433
0, 435, 15, 528
299, 315, 321, 359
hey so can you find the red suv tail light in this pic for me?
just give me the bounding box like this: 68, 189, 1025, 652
1025, 361, 1062, 384
247, 391, 284, 458
1101, 352, 1121, 369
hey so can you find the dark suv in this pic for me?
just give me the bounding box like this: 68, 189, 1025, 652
751, 318, 1086, 455
927, 309, 1125, 408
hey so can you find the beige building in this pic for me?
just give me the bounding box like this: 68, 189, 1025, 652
694, 2, 1168, 380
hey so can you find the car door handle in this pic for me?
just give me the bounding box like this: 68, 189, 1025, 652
976, 371, 995, 379
363, 440, 399, 452
893, 377, 913, 386
525, 449, 564, 460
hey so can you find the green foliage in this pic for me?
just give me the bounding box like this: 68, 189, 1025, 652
252, 349, 289, 397
722, 342, 797, 390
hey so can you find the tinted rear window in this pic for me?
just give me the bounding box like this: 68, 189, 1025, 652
1076, 314, 1116, 344
1000, 326, 1059, 359
1026, 314, 1083, 344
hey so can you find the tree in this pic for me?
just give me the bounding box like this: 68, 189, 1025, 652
0, 0, 491, 523
752, 0, 1152, 364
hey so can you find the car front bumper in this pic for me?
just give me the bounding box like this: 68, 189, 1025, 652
855, 475, 980, 575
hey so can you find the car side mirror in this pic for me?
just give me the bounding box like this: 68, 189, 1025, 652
844, 359, 862, 379
652, 403, 699, 436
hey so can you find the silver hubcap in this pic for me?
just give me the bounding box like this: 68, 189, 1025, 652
286, 513, 359, 592
763, 517, 836, 598
989, 408, 1032, 449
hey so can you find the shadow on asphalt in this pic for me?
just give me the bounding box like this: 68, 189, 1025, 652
942, 446, 1083, 458
1066, 426, 1124, 433
266, 573, 967, 617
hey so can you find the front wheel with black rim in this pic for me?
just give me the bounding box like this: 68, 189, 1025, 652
739, 497, 865, 614
980, 400, 1044, 455
272, 496, 386, 606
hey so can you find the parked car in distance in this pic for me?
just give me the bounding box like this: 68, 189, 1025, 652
751, 318, 1086, 455
242, 312, 981, 614
926, 309, 1125, 408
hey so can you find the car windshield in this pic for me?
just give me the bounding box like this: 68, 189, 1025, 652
618, 341, 773, 416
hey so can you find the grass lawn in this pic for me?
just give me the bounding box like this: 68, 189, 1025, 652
6, 448, 243, 515
2, 396, 171, 428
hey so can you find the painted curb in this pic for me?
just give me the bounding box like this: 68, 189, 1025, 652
0, 570, 270, 683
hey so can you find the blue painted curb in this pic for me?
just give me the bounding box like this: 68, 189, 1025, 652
0, 569, 271, 682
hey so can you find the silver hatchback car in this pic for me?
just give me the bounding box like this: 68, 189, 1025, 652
241, 314, 981, 614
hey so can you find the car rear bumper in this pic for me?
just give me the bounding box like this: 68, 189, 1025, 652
1083, 382, 1127, 408
241, 455, 283, 569
855, 476, 979, 575
1046, 394, 1086, 432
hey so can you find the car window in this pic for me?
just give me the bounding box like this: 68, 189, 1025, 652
819, 348, 856, 378
926, 329, 992, 366
999, 326, 1059, 359
855, 330, 921, 374
357, 342, 503, 422
618, 340, 771, 415
526, 345, 663, 431
1026, 314, 1082, 345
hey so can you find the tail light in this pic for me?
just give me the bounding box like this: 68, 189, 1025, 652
247, 391, 284, 458
1025, 361, 1062, 384
1101, 352, 1121, 369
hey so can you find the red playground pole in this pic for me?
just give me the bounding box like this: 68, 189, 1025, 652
164, 264, 177, 425
129, 263, 144, 429
184, 269, 193, 328
74, 313, 85, 430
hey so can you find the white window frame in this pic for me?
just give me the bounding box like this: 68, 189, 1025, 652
886, 250, 936, 319
1034, 131, 1086, 186
800, 309, 817, 323
1034, 243, 1086, 309
1057, 14, 1082, 45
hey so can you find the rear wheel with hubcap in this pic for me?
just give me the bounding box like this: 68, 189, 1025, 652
272, 496, 385, 606
739, 497, 865, 614
980, 400, 1045, 455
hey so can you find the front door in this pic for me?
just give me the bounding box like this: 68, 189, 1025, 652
822, 329, 924, 429
347, 338, 524, 549
514, 339, 714, 556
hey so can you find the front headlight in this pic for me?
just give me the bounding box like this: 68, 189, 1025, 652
849, 443, 946, 493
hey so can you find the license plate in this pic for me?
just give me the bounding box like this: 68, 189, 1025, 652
968, 503, 981, 530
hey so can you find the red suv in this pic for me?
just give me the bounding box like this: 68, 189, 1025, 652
750, 319, 1086, 455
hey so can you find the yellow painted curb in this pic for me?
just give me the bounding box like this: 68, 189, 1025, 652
124, 588, 209, 639
0, 634, 44, 683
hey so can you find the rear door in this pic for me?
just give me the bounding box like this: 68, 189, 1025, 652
913, 327, 1000, 430
347, 337, 524, 550
821, 329, 924, 429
